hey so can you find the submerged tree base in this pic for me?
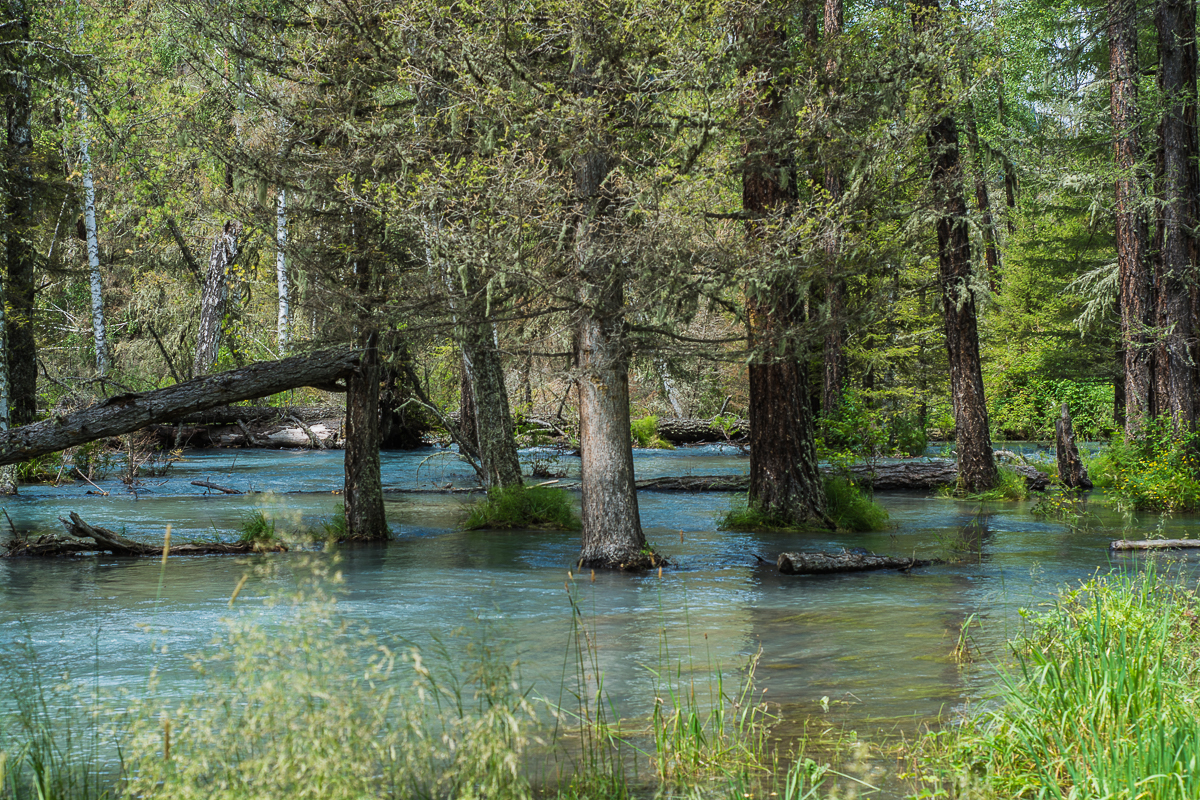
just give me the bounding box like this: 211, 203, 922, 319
720, 477, 889, 533
576, 547, 670, 571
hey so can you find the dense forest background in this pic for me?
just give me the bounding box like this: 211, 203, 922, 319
2, 0, 1194, 539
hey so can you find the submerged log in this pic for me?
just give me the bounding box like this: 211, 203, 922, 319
3, 512, 284, 557
191, 480, 241, 494
0, 348, 359, 466
777, 550, 941, 574
1110, 538, 1200, 551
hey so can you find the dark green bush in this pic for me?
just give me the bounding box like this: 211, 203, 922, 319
463, 485, 580, 530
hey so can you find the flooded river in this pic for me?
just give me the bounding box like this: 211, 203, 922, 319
0, 444, 1190, 794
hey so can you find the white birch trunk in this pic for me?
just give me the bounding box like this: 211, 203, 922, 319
79, 79, 109, 376
276, 188, 289, 352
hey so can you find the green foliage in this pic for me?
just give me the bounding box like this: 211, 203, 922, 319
820, 388, 928, 459
718, 478, 888, 533
318, 505, 347, 540
1090, 419, 1200, 512
630, 416, 673, 449
949, 467, 1031, 501
237, 510, 278, 546
987, 377, 1114, 441
823, 477, 890, 532
905, 568, 1200, 799
463, 485, 580, 531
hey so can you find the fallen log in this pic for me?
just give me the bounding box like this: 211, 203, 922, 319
191, 480, 242, 494
632, 459, 1050, 493
655, 417, 748, 444
1110, 538, 1200, 551
0, 348, 360, 466
3, 512, 284, 557
777, 550, 942, 574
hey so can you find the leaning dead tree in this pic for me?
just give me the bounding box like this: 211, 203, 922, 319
193, 221, 242, 376
0, 348, 360, 466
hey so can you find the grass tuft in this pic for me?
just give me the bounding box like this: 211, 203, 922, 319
630, 416, 674, 449
718, 477, 888, 533
906, 566, 1200, 799
464, 484, 580, 530
236, 510, 278, 546
941, 465, 1031, 501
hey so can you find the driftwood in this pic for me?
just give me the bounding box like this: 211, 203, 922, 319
191, 480, 242, 494
0, 348, 359, 466
3, 512, 284, 558
1110, 538, 1200, 551
777, 550, 941, 574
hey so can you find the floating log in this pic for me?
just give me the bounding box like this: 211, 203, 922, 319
777, 550, 941, 574
1109, 538, 1200, 551
191, 480, 242, 494
2, 512, 284, 558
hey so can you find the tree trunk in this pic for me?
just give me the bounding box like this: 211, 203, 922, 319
276, 188, 290, 353
964, 109, 1000, 290
1108, 0, 1151, 431
461, 318, 522, 488
821, 0, 847, 416
78, 75, 109, 376
193, 221, 241, 376
740, 9, 830, 527
1155, 0, 1198, 433
0, 348, 359, 466
1055, 404, 1093, 490
5, 0, 36, 426
343, 333, 387, 540
574, 150, 650, 569
914, 0, 998, 493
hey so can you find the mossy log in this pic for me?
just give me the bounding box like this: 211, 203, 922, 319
3, 512, 284, 558
655, 417, 748, 444
777, 550, 941, 574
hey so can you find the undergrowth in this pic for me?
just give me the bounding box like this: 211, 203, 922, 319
905, 566, 1200, 799
237, 510, 278, 545
1087, 418, 1200, 511
630, 416, 673, 450
939, 465, 1030, 501
719, 477, 888, 533
463, 485, 581, 531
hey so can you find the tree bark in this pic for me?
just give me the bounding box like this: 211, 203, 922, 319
1055, 404, 1093, 490
741, 10, 830, 527
461, 318, 522, 489
574, 149, 651, 569
914, 0, 998, 493
276, 188, 290, 353
821, 0, 847, 416
4, 0, 37, 426
777, 550, 941, 574
77, 73, 109, 376
343, 334, 387, 540
1155, 0, 1198, 433
1110, 0, 1153, 435
0, 348, 359, 466
193, 221, 241, 376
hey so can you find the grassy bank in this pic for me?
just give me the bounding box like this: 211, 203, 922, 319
905, 566, 1200, 799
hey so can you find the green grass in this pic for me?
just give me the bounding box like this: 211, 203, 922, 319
905, 566, 1200, 799
824, 477, 889, 532
236, 510, 278, 546
463, 484, 580, 530
718, 478, 889, 533
630, 416, 673, 450
941, 465, 1031, 501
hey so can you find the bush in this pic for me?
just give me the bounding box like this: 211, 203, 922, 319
1092, 418, 1200, 512
718, 478, 889, 533
987, 377, 1114, 440
463, 485, 580, 530
824, 477, 889, 532
630, 415, 673, 449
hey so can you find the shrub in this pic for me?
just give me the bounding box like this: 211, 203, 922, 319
824, 477, 889, 532
463, 484, 580, 530
948, 466, 1031, 501
630, 415, 673, 449
1092, 418, 1200, 512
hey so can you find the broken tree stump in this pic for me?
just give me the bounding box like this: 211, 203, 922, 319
1055, 403, 1093, 490
777, 550, 942, 574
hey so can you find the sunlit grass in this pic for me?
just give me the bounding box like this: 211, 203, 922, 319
463, 484, 580, 530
